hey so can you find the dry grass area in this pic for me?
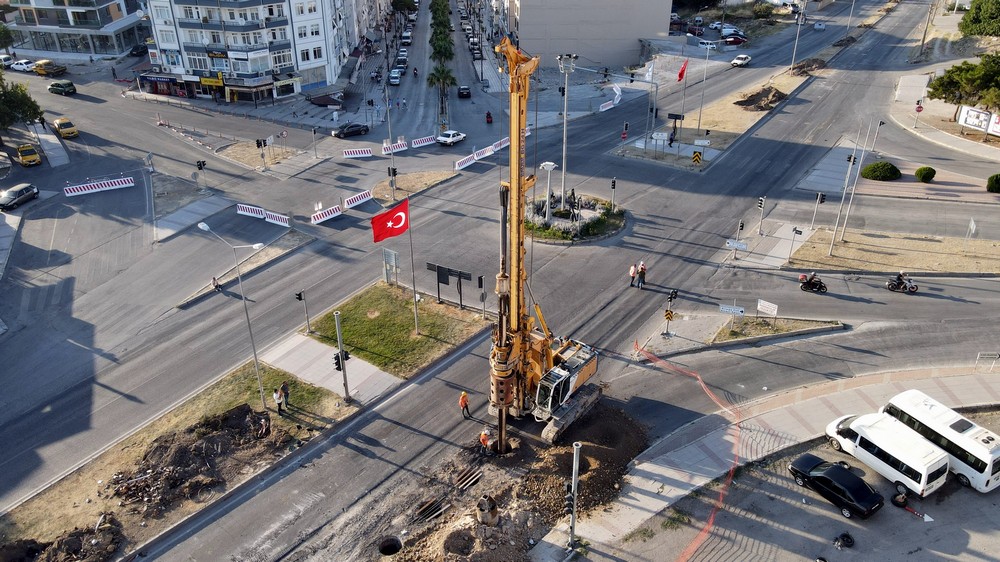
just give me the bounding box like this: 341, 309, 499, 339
713, 318, 840, 343
370, 170, 458, 203
791, 228, 1000, 274
218, 140, 298, 168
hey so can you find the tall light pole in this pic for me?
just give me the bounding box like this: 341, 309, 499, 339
197, 222, 267, 411
845, 0, 857, 40
556, 54, 577, 211
381, 27, 399, 200
842, 119, 884, 241
696, 41, 714, 134
790, 1, 806, 74
541, 161, 557, 222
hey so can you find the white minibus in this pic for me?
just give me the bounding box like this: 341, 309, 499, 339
882, 389, 1000, 492
826, 413, 949, 497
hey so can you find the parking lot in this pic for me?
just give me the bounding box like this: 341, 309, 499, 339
590, 410, 1000, 561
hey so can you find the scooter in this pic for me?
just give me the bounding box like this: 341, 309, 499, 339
486, 111, 493, 124
798, 274, 827, 293
886, 277, 918, 293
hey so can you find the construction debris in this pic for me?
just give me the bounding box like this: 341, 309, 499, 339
735, 86, 789, 112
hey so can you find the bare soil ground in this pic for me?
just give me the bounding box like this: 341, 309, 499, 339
393, 404, 647, 562
217, 140, 298, 169
713, 318, 840, 343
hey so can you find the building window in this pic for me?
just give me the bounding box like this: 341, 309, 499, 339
183, 6, 196, 19
272, 50, 292, 67
297, 26, 307, 39
310, 24, 319, 37
158, 30, 177, 44
312, 46, 322, 59
187, 54, 209, 70
295, 3, 304, 15
300, 48, 311, 62
307, 2, 316, 13
153, 7, 171, 20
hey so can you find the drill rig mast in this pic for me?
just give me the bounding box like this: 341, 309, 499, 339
489, 39, 600, 454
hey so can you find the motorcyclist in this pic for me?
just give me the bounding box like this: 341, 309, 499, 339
486, 111, 492, 123
413, 67, 418, 77
896, 271, 907, 285
807, 271, 819, 289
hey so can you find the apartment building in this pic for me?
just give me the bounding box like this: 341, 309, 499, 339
5, 0, 148, 56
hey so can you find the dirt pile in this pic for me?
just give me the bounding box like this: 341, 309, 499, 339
734, 86, 788, 112
397, 404, 648, 562
791, 58, 826, 76
0, 513, 124, 562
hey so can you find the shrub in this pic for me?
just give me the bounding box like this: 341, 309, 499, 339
860, 161, 901, 181
753, 3, 775, 19
914, 166, 936, 183
988, 174, 1000, 193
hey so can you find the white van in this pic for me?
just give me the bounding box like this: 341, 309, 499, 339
401, 31, 413, 46
827, 413, 950, 497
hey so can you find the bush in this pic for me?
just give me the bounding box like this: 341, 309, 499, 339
914, 166, 936, 183
860, 161, 901, 181
753, 3, 775, 19
988, 174, 1000, 193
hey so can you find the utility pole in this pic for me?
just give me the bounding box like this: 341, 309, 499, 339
334, 311, 351, 402
556, 54, 577, 211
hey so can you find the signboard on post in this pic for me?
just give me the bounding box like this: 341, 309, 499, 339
725, 239, 748, 251
757, 299, 778, 316
719, 304, 745, 316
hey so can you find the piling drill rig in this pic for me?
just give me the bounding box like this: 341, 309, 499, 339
489, 38, 601, 453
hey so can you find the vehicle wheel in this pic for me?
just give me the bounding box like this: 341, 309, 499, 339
800, 283, 810, 292
818, 284, 828, 294
9, 203, 17, 210
894, 482, 909, 495
890, 493, 908, 507
908, 284, 918, 293
794, 475, 806, 487
887, 282, 898, 291
838, 533, 855, 548
362, 128, 369, 134
840, 507, 853, 519
958, 474, 971, 487
829, 437, 842, 451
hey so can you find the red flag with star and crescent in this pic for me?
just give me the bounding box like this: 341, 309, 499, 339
677, 59, 689, 82
371, 198, 410, 243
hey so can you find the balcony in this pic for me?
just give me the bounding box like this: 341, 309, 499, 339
173, 0, 274, 8
227, 42, 269, 53
263, 16, 288, 28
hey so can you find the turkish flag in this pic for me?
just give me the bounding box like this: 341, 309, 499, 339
371, 199, 410, 243
677, 59, 689, 82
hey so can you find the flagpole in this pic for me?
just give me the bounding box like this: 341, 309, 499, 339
679, 56, 688, 156
407, 198, 419, 335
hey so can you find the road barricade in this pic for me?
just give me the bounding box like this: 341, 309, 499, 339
264, 210, 290, 227
345, 190, 373, 209
343, 148, 373, 159
455, 154, 476, 171
310, 205, 343, 225
411, 136, 436, 148
236, 203, 266, 219
599, 100, 615, 112
492, 137, 510, 151
64, 177, 135, 197
474, 146, 495, 161
382, 141, 407, 155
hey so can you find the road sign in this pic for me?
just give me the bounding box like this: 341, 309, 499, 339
692, 151, 702, 164
719, 304, 745, 316
916, 105, 924, 113
757, 299, 778, 316
667, 113, 684, 120
651, 132, 670, 140
694, 139, 711, 146
725, 239, 748, 251
621, 131, 628, 141
664, 309, 674, 321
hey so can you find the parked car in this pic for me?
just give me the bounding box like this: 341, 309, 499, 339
0, 54, 14, 68
788, 453, 885, 519
708, 21, 723, 30
687, 26, 705, 36
731, 55, 752, 67
722, 27, 744, 37
725, 35, 749, 46
436, 130, 467, 146
48, 80, 77, 95
388, 68, 402, 85
472, 49, 483, 60
0, 183, 39, 212
129, 44, 148, 57
397, 48, 408, 59
16, 144, 42, 167
52, 117, 79, 139
457, 85, 472, 98
34, 59, 67, 76
11, 60, 36, 72
334, 122, 370, 138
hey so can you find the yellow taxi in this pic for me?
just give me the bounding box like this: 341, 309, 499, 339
53, 117, 79, 139
16, 144, 42, 166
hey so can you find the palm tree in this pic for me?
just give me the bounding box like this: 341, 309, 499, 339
427, 64, 457, 124
430, 31, 454, 64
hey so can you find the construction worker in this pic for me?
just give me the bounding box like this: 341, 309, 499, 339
459, 391, 471, 419
480, 429, 491, 454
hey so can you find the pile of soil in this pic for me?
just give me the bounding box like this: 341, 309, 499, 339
0, 513, 124, 562
791, 58, 826, 76
832, 36, 857, 48
734, 86, 788, 112
397, 403, 648, 562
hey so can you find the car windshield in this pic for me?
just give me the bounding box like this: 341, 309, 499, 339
57, 121, 75, 130
20, 147, 37, 156
0, 192, 14, 203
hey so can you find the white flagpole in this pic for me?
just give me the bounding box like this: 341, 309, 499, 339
406, 198, 419, 335
679, 57, 688, 156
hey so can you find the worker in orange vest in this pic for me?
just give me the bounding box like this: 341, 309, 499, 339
480, 429, 491, 454
459, 391, 471, 419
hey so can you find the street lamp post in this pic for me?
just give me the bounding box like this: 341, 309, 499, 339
540, 161, 557, 222
198, 222, 267, 411
556, 54, 577, 211
790, 1, 806, 74
841, 119, 884, 241
696, 41, 713, 135
384, 28, 398, 200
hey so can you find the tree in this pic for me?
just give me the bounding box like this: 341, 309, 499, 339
927, 60, 979, 120
959, 0, 1000, 36
0, 24, 14, 55
427, 64, 457, 122
0, 74, 44, 132
430, 30, 454, 64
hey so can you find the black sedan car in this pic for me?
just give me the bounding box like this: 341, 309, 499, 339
129, 43, 148, 57
334, 122, 370, 138
457, 85, 471, 98
788, 453, 884, 519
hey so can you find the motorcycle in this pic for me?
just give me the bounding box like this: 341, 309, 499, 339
486, 111, 493, 124
798, 274, 827, 293
886, 277, 918, 293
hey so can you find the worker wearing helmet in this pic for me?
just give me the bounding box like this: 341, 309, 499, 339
896, 271, 906, 284
459, 391, 471, 419
480, 429, 490, 454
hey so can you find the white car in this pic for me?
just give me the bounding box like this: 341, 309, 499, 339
721, 27, 744, 37
731, 55, 752, 67
708, 21, 723, 30
398, 48, 408, 59
388, 68, 402, 85
11, 60, 36, 72
436, 130, 467, 146
0, 54, 14, 67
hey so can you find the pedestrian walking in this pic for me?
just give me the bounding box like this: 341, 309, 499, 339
668, 130, 675, 147
480, 429, 491, 454
212, 277, 222, 291
332, 110, 339, 124
459, 391, 471, 419
628, 263, 637, 287
396, 100, 400, 110
111, 66, 118, 80
273, 388, 285, 416
280, 381, 291, 408
637, 261, 647, 289
402, 97, 407, 109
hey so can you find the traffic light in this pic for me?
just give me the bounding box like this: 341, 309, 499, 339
559, 86, 565, 97
196, 160, 206, 170
262, 138, 268, 147
739, 220, 744, 231
256, 139, 262, 149
629, 73, 635, 83
603, 67, 609, 80
668, 289, 679, 302
334, 353, 342, 371
819, 193, 826, 204
611, 178, 616, 190
563, 480, 574, 515
623, 122, 629, 132
343, 350, 350, 361
757, 197, 765, 210
295, 291, 303, 301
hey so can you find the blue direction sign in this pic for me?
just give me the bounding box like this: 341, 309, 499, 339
719, 304, 745, 316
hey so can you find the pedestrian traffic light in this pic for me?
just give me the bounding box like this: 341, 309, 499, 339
819, 193, 826, 204
739, 220, 745, 231
334, 354, 342, 371
611, 178, 616, 190
669, 289, 679, 302
559, 86, 565, 97
256, 139, 262, 149
563, 481, 574, 515
757, 197, 765, 209
295, 291, 303, 301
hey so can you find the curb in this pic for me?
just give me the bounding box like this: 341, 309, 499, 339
644, 319, 846, 361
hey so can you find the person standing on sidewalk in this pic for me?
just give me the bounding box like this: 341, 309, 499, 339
280, 381, 291, 408
637, 261, 647, 289
628, 263, 637, 287
111, 66, 118, 80
459, 391, 471, 419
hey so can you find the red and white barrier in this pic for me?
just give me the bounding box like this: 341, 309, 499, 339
264, 210, 290, 228
474, 146, 495, 161
64, 177, 135, 197
344, 190, 373, 209
310, 205, 343, 225
455, 154, 476, 171
492, 137, 510, 151
237, 203, 266, 219
599, 100, 615, 112
382, 141, 408, 155
343, 148, 373, 159
411, 136, 436, 148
